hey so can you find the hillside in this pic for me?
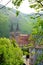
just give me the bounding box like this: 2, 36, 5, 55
0, 4, 43, 37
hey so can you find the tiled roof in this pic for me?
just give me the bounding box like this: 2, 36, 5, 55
15, 34, 29, 46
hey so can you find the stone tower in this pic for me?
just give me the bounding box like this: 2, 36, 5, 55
15, 22, 20, 36
16, 22, 19, 32
10, 23, 14, 32
10, 23, 15, 38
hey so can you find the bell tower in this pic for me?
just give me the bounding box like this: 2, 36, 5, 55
16, 22, 19, 32
10, 23, 14, 32
10, 23, 15, 38
15, 22, 20, 36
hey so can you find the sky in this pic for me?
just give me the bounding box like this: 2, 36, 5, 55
0, 0, 35, 14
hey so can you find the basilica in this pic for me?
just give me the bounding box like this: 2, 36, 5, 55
10, 23, 29, 47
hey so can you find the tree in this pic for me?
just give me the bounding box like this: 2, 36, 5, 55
12, 0, 43, 11
0, 38, 23, 65
12, 0, 43, 16
12, 0, 23, 7
31, 17, 43, 45
0, 13, 10, 37
28, 0, 43, 11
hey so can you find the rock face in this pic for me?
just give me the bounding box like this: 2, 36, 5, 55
29, 46, 43, 65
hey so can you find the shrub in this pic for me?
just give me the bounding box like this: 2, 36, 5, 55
0, 38, 23, 65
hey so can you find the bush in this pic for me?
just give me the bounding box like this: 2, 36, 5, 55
0, 38, 23, 65
22, 46, 29, 56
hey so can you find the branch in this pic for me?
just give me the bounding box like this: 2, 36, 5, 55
36, 0, 43, 6
0, 0, 11, 9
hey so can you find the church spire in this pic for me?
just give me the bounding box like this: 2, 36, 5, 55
10, 23, 14, 32
15, 22, 20, 36
16, 22, 19, 31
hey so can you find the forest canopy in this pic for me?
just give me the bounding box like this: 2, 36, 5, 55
0, 13, 10, 37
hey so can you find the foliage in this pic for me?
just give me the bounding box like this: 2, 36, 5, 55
35, 53, 43, 65
29, 0, 43, 11
31, 17, 43, 45
12, 0, 43, 11
16, 10, 20, 16
12, 0, 23, 7
0, 13, 10, 37
28, 43, 34, 47
0, 38, 23, 65
21, 46, 29, 55
11, 39, 19, 47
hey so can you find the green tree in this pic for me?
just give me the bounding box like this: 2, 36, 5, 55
0, 13, 10, 37
32, 17, 43, 45
28, 0, 43, 11
12, 0, 43, 11
12, 0, 23, 7
0, 38, 23, 65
